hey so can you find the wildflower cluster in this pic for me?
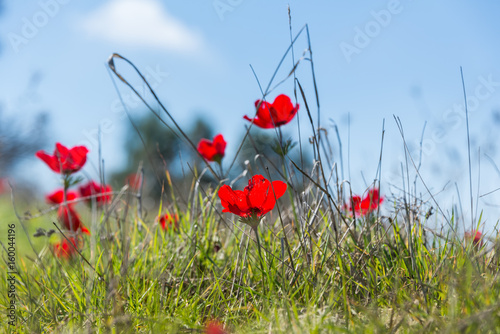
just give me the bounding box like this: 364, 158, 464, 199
196, 94, 386, 230
36, 143, 112, 259
32, 93, 389, 333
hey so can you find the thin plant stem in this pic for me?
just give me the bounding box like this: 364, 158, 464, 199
252, 225, 267, 292
217, 161, 224, 180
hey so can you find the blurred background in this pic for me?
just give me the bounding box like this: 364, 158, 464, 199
1, 0, 500, 230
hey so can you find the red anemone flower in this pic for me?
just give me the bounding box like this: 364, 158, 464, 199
157, 213, 179, 231
244, 94, 299, 129
465, 230, 483, 247
46, 189, 78, 205
36, 143, 88, 174
46, 189, 90, 235
79, 181, 112, 206
126, 173, 142, 191
59, 206, 90, 235
197, 134, 227, 163
218, 175, 287, 227
53, 237, 79, 259
205, 321, 227, 334
345, 188, 383, 216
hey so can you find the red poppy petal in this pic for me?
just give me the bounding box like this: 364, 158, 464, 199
47, 190, 64, 204
269, 94, 298, 126
218, 185, 240, 214
272, 94, 293, 116
36, 151, 60, 173
79, 182, 92, 197
360, 189, 382, 212
213, 134, 226, 157
219, 185, 252, 217
79, 181, 111, 205
350, 195, 362, 210
344, 195, 364, 216
246, 175, 270, 209
259, 180, 287, 215
243, 115, 275, 129
254, 99, 271, 109
55, 143, 69, 156
47, 190, 78, 204
59, 206, 85, 232
359, 199, 370, 210
218, 185, 235, 203
67, 146, 88, 171
54, 238, 78, 259
213, 134, 225, 146
198, 139, 217, 161
220, 197, 245, 216
255, 100, 273, 123
226, 203, 246, 217
473, 231, 482, 245
251, 116, 275, 129
243, 115, 254, 123
66, 191, 78, 202
219, 199, 231, 213
367, 189, 380, 202
282, 104, 299, 125
271, 180, 287, 199
259, 196, 276, 216
256, 101, 277, 128
233, 189, 251, 214
102, 185, 113, 203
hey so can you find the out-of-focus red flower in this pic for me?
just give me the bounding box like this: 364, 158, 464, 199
244, 94, 299, 129
465, 230, 483, 247
345, 188, 383, 216
126, 173, 142, 191
0, 178, 7, 195
205, 321, 227, 334
197, 134, 226, 163
157, 213, 179, 231
218, 175, 287, 227
36, 143, 88, 174
53, 237, 79, 259
79, 181, 112, 206
46, 189, 78, 205
59, 206, 90, 235
46, 189, 90, 235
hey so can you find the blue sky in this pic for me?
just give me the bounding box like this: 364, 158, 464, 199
1, 0, 500, 229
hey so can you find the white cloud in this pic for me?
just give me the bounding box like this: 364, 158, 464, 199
81, 0, 203, 54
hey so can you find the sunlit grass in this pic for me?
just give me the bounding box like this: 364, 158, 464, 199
2, 186, 500, 333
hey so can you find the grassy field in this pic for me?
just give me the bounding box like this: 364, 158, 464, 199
2, 171, 500, 333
